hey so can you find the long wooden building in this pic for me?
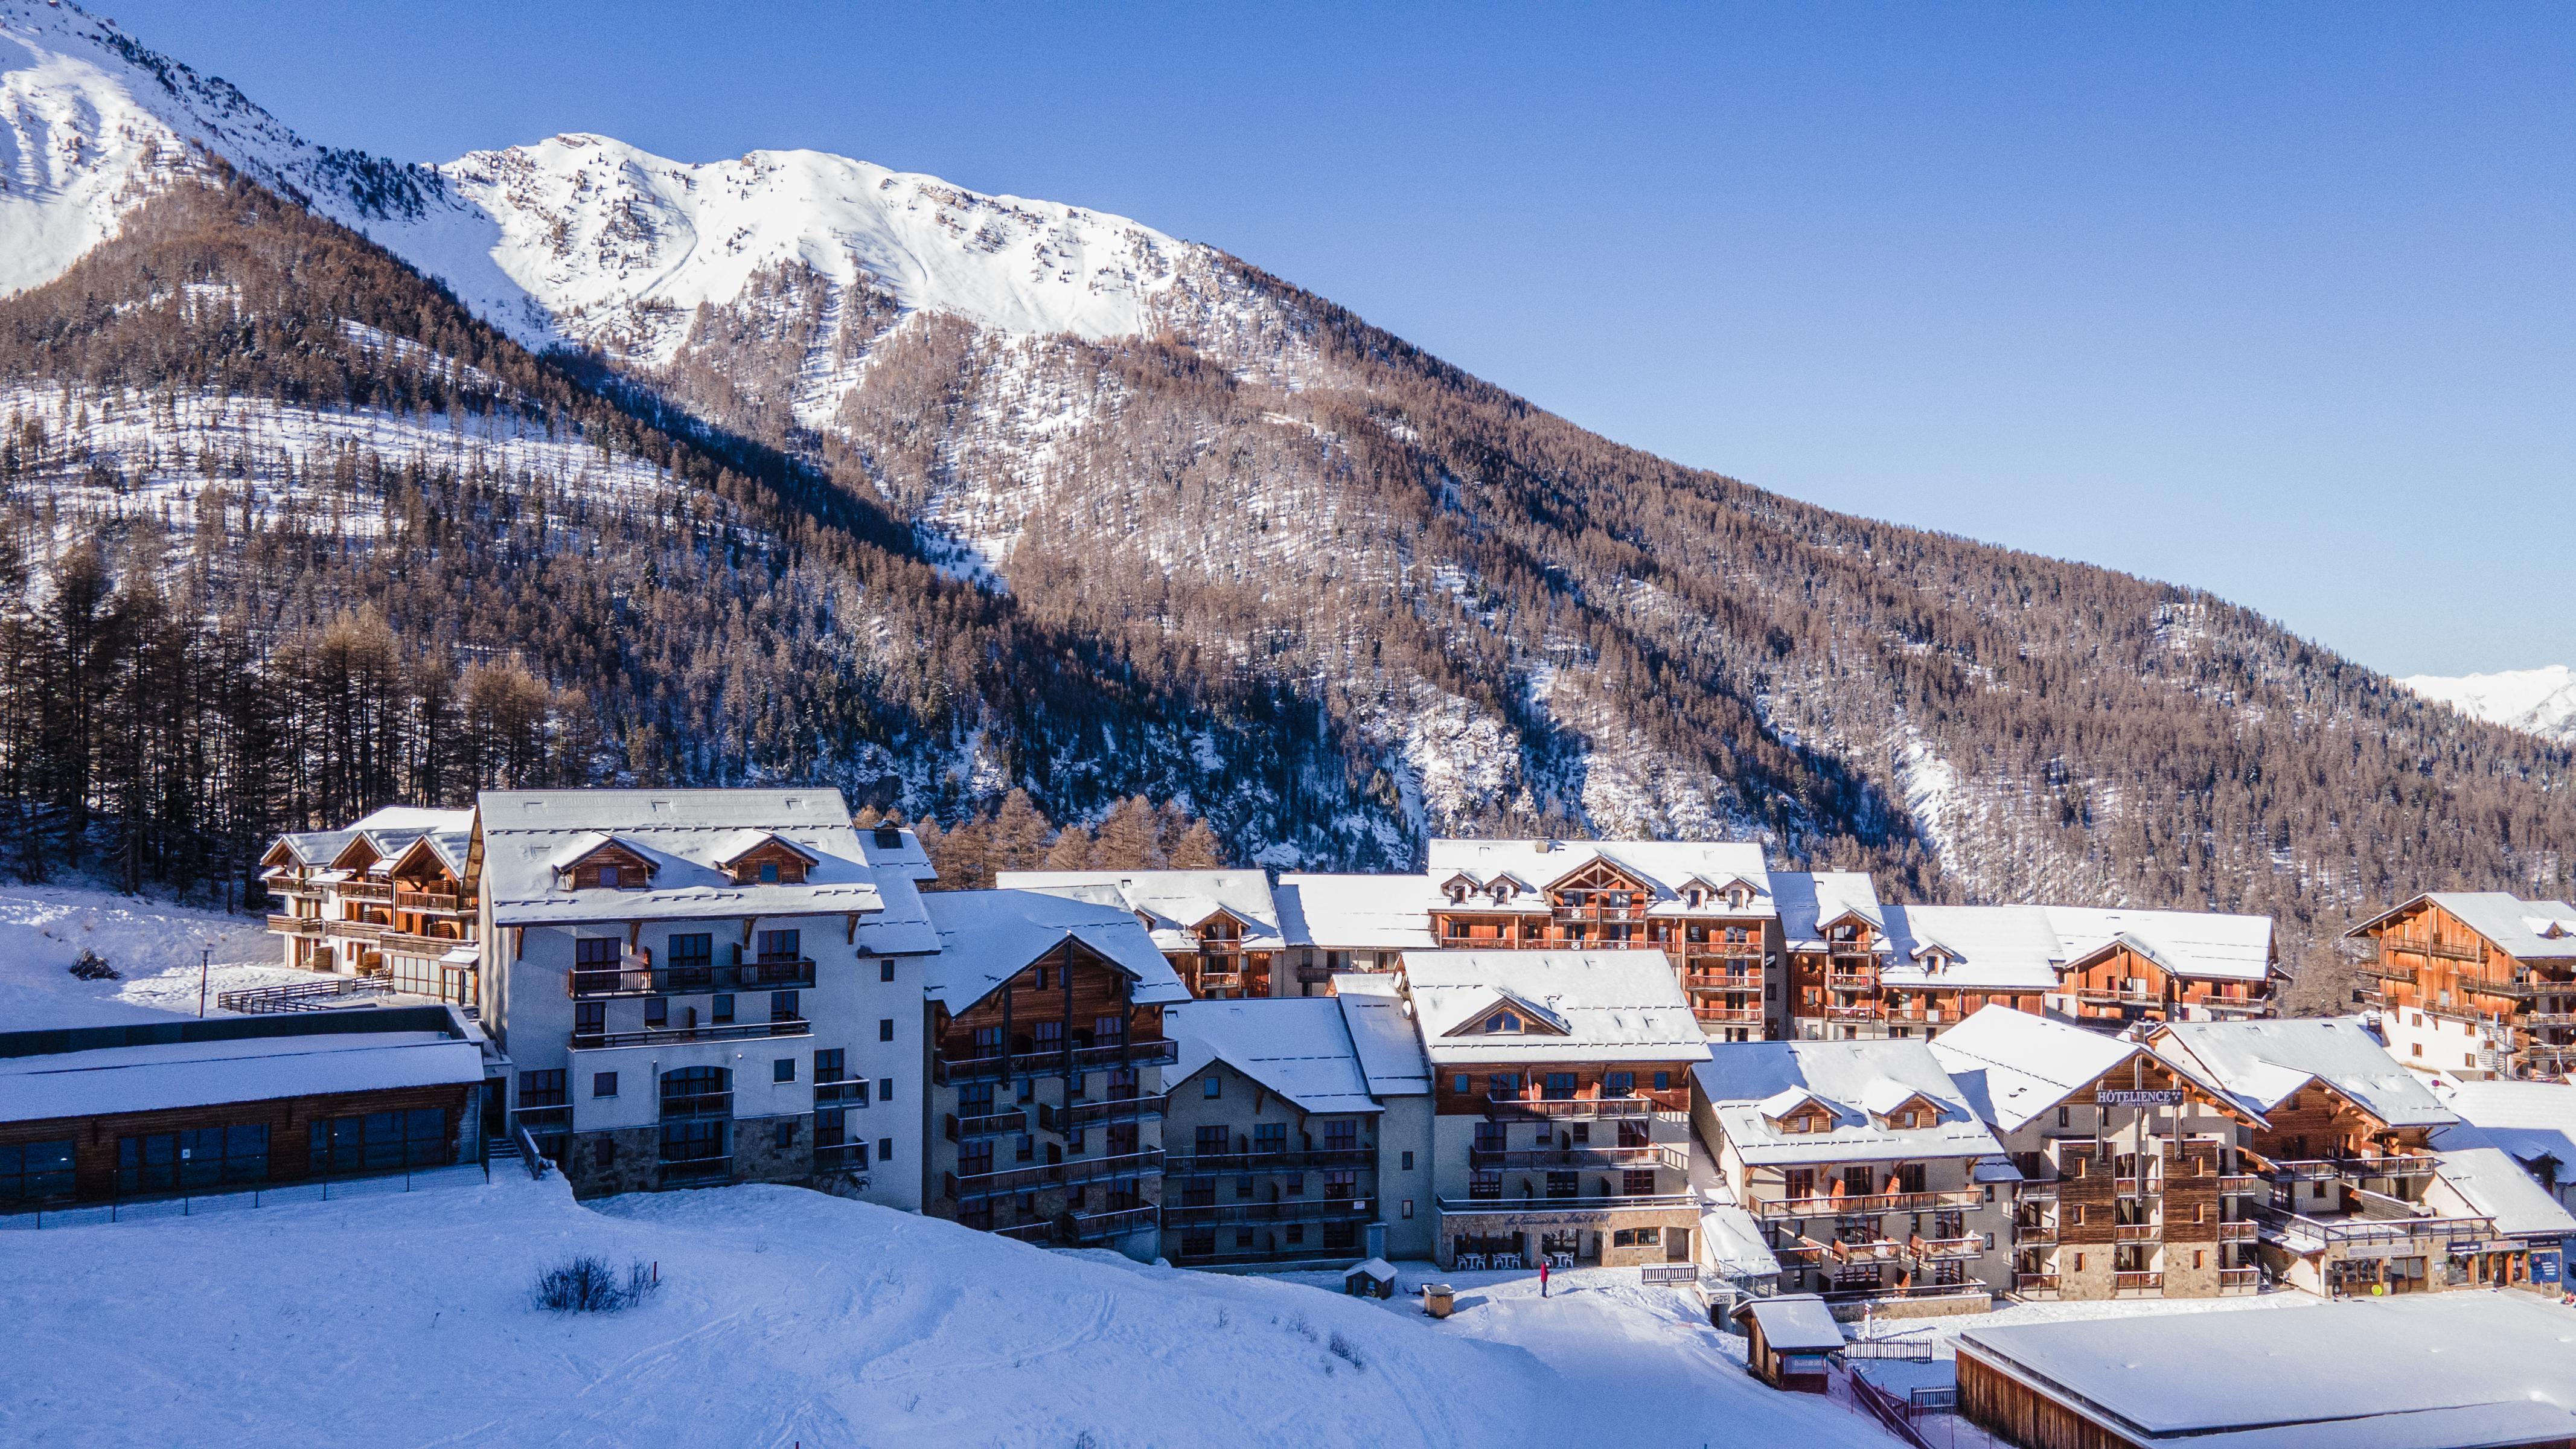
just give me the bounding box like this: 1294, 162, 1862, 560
2351, 892, 2576, 1081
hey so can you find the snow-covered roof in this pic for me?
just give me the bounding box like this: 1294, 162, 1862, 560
1696, 1040, 2001, 1165
2379, 892, 2576, 962
1770, 871, 1885, 949
997, 870, 1285, 952
2432, 1147, 2576, 1239
1876, 904, 2063, 990
1334, 980, 1433, 1097
2154, 1018, 2457, 1130
1274, 874, 1440, 950
351, 805, 478, 834
1169, 999, 1381, 1115
1399, 951, 1709, 1066
1424, 839, 1775, 916
921, 889, 1188, 1015
473, 790, 935, 952
1957, 1293, 2576, 1446
263, 829, 356, 871
1699, 1204, 1781, 1279
0, 1028, 483, 1124
2431, 1080, 2576, 1176
1929, 1005, 2245, 1134
2046, 906, 2277, 984
1734, 1294, 1844, 1352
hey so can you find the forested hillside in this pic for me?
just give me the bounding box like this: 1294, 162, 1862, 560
3, 2, 2571, 1005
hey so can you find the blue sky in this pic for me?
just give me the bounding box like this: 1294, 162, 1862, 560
111, 1, 2573, 676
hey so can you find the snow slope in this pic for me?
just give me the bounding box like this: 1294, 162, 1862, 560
0, 2, 1197, 360
2402, 665, 2576, 746
0, 882, 287, 1026
0, 1171, 1900, 1449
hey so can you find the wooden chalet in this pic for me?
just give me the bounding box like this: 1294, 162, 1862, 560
997, 870, 1286, 999
1733, 1294, 1844, 1393
922, 889, 1191, 1256
260, 807, 481, 1007
1777, 872, 1894, 1040
2351, 892, 2576, 1081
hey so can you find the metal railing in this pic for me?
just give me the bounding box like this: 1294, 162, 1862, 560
932, 1038, 1178, 1086
659, 1154, 733, 1183
0, 1160, 491, 1229
659, 1090, 733, 1121
1908, 1235, 1983, 1259
1483, 1093, 1652, 1121
1438, 1192, 1696, 1215
1166, 1147, 1375, 1174
2013, 1273, 2059, 1296
2218, 1220, 2257, 1241
2114, 1271, 2162, 1293
2114, 1221, 2161, 1243
575, 1018, 810, 1050
215, 976, 396, 1013
945, 1109, 1029, 1141
1753, 1189, 1981, 1220
2218, 1267, 2260, 1292
945, 1148, 1166, 1201
1159, 1196, 1375, 1226
2254, 1203, 2497, 1249
570, 957, 815, 997
1055, 1093, 1170, 1130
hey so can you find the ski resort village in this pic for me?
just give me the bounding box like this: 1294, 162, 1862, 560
5, 791, 2575, 1446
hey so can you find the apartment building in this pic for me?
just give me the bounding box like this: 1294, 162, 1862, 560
1424, 839, 1783, 1040
260, 806, 481, 1004
2351, 892, 2576, 1081
1162, 997, 1406, 1266
999, 870, 1286, 999
1401, 949, 1709, 1268
1774, 872, 1892, 1040
475, 789, 938, 1206
1929, 1006, 2265, 1300
1273, 874, 1438, 996
1695, 1039, 2009, 1315
920, 889, 1189, 1258
2152, 1017, 2568, 1296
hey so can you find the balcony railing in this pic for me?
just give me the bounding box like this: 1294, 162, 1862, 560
945, 1148, 1166, 1201
574, 1018, 810, 1051
1826, 970, 1878, 987
1063, 1205, 1162, 1243
945, 1110, 1029, 1141
814, 1080, 869, 1105
324, 919, 385, 941
2254, 1204, 2498, 1249
1168, 1147, 1376, 1174
1159, 1196, 1375, 1226
1483, 1093, 1652, 1121
814, 1142, 866, 1170
2074, 987, 2164, 1005
932, 1038, 1178, 1086
1438, 1192, 1696, 1215
1909, 1235, 1983, 1259
2261, 1154, 2437, 1182
1753, 1189, 1981, 1220
2219, 1174, 2258, 1195
2218, 1220, 2256, 1241
1055, 1093, 1170, 1130
659, 1090, 733, 1121
2013, 1273, 2059, 1296
1684, 970, 1762, 991
1468, 1144, 1687, 1173
337, 881, 393, 903
2114, 1271, 2162, 1293
2218, 1267, 2260, 1293
1830, 1237, 1905, 1262
2014, 1221, 2057, 1244
570, 957, 816, 997
1690, 1005, 1765, 1025
266, 915, 323, 938
2114, 1221, 2161, 1243
659, 1154, 732, 1183
395, 889, 467, 913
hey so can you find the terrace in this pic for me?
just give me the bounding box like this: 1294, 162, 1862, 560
932, 1038, 1179, 1086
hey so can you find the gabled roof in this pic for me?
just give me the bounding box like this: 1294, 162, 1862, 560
1439, 988, 1571, 1038
2349, 892, 2576, 962
996, 869, 1286, 952
1401, 950, 1708, 1066
261, 829, 355, 871
386, 830, 471, 878
709, 829, 820, 868
1733, 1294, 1844, 1352
472, 790, 933, 951
1423, 839, 1777, 919
2433, 1146, 2576, 1239
0, 1028, 483, 1124
1877, 904, 2061, 990
2047, 907, 2277, 983
1770, 871, 1885, 949
1696, 1040, 2001, 1165
921, 888, 1188, 1015
1168, 999, 1382, 1115
2153, 1018, 2456, 1130
2431, 1079, 2576, 1177
1930, 1005, 2253, 1134
1274, 874, 1440, 950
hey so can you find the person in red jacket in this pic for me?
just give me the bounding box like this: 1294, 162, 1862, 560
1539, 1260, 1550, 1298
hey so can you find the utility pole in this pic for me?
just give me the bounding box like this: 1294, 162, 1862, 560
198, 948, 211, 1017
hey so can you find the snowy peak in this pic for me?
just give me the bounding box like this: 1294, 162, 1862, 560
0, 0, 443, 295
420, 133, 1197, 359
2401, 666, 2576, 745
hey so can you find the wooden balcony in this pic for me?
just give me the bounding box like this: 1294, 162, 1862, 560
2013, 1273, 2059, 1298
1438, 1191, 1696, 1217
1824, 1004, 1884, 1022
2218, 1267, 2260, 1293
1825, 970, 1879, 988
323, 919, 385, 941
2219, 1174, 2258, 1195
1684, 968, 1762, 991
266, 914, 322, 938
1910, 1234, 1983, 1259
2218, 1220, 2256, 1241
1690, 1005, 1765, 1026
2114, 1221, 2161, 1243
933, 1038, 1178, 1086
2114, 1271, 2162, 1294
2014, 1220, 2057, 1244
1159, 1195, 1375, 1226
1167, 1147, 1376, 1174
1483, 1093, 1654, 1121
1753, 1189, 1981, 1220
394, 888, 468, 914
336, 881, 393, 903
945, 1110, 1029, 1142
1468, 1144, 1686, 1173
1830, 1236, 1906, 1263
945, 1148, 1167, 1201
2075, 987, 2164, 1006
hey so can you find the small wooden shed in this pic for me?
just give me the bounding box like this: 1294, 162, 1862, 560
1344, 1257, 1398, 1299
1732, 1294, 1843, 1393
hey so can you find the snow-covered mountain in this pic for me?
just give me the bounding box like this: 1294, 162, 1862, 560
2401, 666, 2576, 745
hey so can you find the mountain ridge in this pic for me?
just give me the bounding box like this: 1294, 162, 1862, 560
2401, 666, 2576, 746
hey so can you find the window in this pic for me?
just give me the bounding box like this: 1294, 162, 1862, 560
644, 997, 668, 1027
759, 861, 779, 884
1485, 1012, 1521, 1034
1204, 1074, 1223, 1099
1490, 1073, 1521, 1098
774, 1121, 797, 1150
593, 1072, 619, 1098
598, 865, 621, 889
593, 1139, 616, 1171
1033, 967, 1050, 992
1323, 1119, 1358, 1153
520, 1069, 567, 1107
712, 994, 735, 1024
1285, 1224, 1304, 1246
774, 1058, 797, 1083
881, 959, 896, 982
1652, 1072, 1670, 1092
771, 990, 799, 1023
757, 929, 801, 960
878, 1137, 893, 1162
1544, 1073, 1577, 1100
666, 933, 714, 982
816, 1109, 846, 1148
878, 1078, 895, 1102
1612, 1227, 1662, 1247
573, 1002, 605, 1038
0, 1140, 75, 1202
880, 1018, 896, 1042
1453, 1075, 1469, 1094
308, 1111, 444, 1176
814, 1049, 845, 1084
118, 1124, 269, 1193
1401, 1200, 1414, 1219
1605, 1071, 1635, 1096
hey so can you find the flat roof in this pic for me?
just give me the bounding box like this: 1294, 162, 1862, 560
1957, 1294, 2576, 1445
0, 1011, 484, 1124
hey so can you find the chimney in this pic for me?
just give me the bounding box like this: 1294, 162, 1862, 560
1366, 1221, 1387, 1261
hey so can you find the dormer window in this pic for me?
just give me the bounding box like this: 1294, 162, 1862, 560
597, 865, 619, 888
1485, 1011, 1522, 1034
1728, 888, 1750, 909
1449, 884, 1469, 904
1685, 888, 1704, 909
873, 825, 903, 849
759, 862, 779, 884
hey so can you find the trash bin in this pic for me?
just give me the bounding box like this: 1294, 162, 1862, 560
1422, 1283, 1455, 1319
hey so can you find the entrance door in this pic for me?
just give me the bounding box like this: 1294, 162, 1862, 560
1666, 1226, 1691, 1262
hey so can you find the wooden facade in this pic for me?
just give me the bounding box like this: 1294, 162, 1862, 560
0, 1080, 475, 1207
1788, 913, 1887, 1038
2356, 896, 2576, 1081
1165, 909, 1271, 999
2062, 942, 2269, 1027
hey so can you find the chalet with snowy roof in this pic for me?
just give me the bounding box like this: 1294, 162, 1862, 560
920, 888, 1189, 1258
1273, 873, 1439, 994
1774, 871, 1891, 1041
1929, 1006, 2264, 1301
2433, 1078, 2576, 1230
1424, 839, 1783, 1041
261, 806, 480, 1006
1958, 1293, 2576, 1449
471, 789, 938, 1207
999, 869, 1286, 999
1396, 949, 1709, 1269
2044, 906, 2282, 1026
2351, 891, 2576, 1082
1693, 1039, 2007, 1316
1162, 995, 1433, 1265
0, 1006, 486, 1213
2151, 1016, 2553, 1296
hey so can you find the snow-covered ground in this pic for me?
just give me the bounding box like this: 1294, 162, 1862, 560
0, 881, 291, 1026
0, 1172, 1905, 1449
2402, 665, 2576, 745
